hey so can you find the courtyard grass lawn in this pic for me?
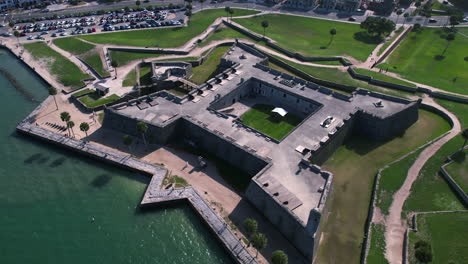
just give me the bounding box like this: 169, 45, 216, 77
71, 88, 93, 98
189, 46, 230, 85
408, 213, 468, 264
403, 99, 468, 216
23, 42, 91, 90
353, 68, 417, 88
272, 55, 415, 98
79, 8, 259, 47
315, 109, 450, 264
81, 52, 109, 78
234, 14, 381, 61
378, 27, 468, 95
240, 104, 303, 140
377, 26, 405, 56
123, 68, 137, 87
109, 50, 162, 67
78, 93, 120, 109
53, 37, 95, 55
445, 151, 468, 194
366, 223, 389, 264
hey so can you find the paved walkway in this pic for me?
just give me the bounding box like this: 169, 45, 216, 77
384, 97, 462, 264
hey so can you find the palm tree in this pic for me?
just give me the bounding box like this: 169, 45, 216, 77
136, 0, 141, 6
229, 9, 234, 21
251, 233, 267, 258
123, 135, 133, 151
80, 122, 90, 136
243, 218, 258, 238
111, 60, 119, 79
200, 0, 205, 10
136, 121, 148, 146
185, 10, 192, 17
271, 250, 288, 264
8, 22, 14, 29
442, 33, 455, 55
461, 128, 468, 151
60, 111, 70, 135
67, 121, 75, 136
261, 20, 269, 38
329, 28, 336, 47
48, 87, 58, 110
396, 10, 403, 24
224, 6, 231, 21
403, 13, 409, 26
13, 30, 20, 44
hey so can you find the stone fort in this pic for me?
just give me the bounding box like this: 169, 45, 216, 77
102, 43, 420, 260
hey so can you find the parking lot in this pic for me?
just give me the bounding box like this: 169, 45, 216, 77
2, 6, 186, 41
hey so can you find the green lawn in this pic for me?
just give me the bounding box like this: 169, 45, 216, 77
139, 64, 153, 86
81, 52, 109, 78
377, 27, 405, 56
189, 46, 230, 85
123, 68, 137, 87
80, 8, 259, 47
445, 151, 468, 193
78, 93, 120, 108
53, 37, 95, 55
71, 88, 94, 98
235, 14, 381, 61
409, 213, 468, 264
403, 99, 468, 215
377, 149, 426, 216
23, 42, 91, 90
272, 55, 414, 98
367, 223, 389, 264
315, 110, 450, 264
240, 104, 303, 140
109, 50, 162, 66
354, 68, 417, 88
378, 28, 468, 94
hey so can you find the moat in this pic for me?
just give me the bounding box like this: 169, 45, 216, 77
0, 49, 233, 264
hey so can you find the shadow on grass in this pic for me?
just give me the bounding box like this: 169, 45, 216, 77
434, 55, 446, 61
342, 131, 407, 156
353, 31, 383, 45
451, 151, 466, 163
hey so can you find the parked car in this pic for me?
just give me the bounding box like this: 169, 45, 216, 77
348, 17, 356, 21
429, 18, 437, 23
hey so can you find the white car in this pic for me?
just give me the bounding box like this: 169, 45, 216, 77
27, 35, 34, 40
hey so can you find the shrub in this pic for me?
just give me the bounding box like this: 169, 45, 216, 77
414, 240, 432, 263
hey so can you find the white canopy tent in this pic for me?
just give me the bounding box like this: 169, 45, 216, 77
272, 107, 287, 117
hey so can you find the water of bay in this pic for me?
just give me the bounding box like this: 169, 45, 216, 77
0, 49, 233, 264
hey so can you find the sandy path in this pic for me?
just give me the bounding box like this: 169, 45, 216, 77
384, 97, 462, 264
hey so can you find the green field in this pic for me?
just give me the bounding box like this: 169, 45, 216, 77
367, 223, 389, 264
403, 99, 468, 215
78, 93, 120, 108
353, 68, 417, 88
81, 52, 109, 78
409, 213, 468, 264
23, 42, 91, 90
315, 110, 450, 264
189, 46, 230, 85
240, 104, 303, 140
71, 88, 93, 98
235, 14, 381, 61
378, 28, 468, 94
123, 68, 137, 87
445, 151, 468, 193
80, 8, 259, 47
109, 50, 162, 66
53, 37, 95, 55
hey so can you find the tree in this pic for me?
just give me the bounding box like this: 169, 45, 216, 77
48, 87, 58, 110
124, 6, 130, 12
13, 30, 20, 44
413, 23, 422, 32
8, 22, 14, 28
415, 1, 421, 8
403, 13, 409, 26
271, 250, 288, 264
80, 122, 90, 136
136, 121, 148, 146
251, 233, 267, 258
449, 15, 461, 29
229, 9, 234, 20
461, 128, 468, 151
111, 60, 119, 79
329, 28, 336, 46
136, 0, 141, 6
185, 10, 192, 17
443, 32, 455, 55
243, 218, 258, 237
200, 0, 205, 10
261, 20, 269, 38
360, 17, 396, 38
224, 6, 231, 21
67, 120, 75, 136
186, 4, 192, 10
60, 111, 71, 135
414, 240, 432, 263
123, 135, 133, 150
